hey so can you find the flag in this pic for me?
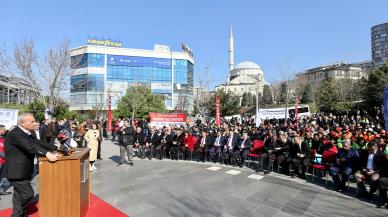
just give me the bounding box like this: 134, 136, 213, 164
107, 95, 112, 132
295, 94, 299, 129
215, 96, 221, 127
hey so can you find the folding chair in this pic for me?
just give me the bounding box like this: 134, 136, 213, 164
245, 140, 264, 171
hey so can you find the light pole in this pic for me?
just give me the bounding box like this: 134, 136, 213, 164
255, 80, 260, 127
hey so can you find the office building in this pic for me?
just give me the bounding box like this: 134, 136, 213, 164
70, 40, 194, 111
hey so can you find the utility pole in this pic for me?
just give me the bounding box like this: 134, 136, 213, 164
284, 74, 289, 121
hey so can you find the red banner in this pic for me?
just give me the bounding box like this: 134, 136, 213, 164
149, 113, 186, 123
216, 96, 221, 127
107, 95, 112, 132
294, 95, 298, 129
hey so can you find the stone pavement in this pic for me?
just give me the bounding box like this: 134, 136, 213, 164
1, 139, 388, 217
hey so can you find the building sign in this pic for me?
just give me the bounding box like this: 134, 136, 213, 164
151, 83, 171, 91
87, 38, 123, 47
149, 112, 186, 127
181, 43, 194, 57
0, 108, 18, 130
154, 44, 170, 52
107, 55, 171, 68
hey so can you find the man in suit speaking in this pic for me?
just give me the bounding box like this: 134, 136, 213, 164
1, 113, 58, 217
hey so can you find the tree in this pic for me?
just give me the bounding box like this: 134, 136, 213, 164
26, 99, 45, 122
316, 78, 340, 112
361, 63, 388, 108
278, 82, 288, 104
262, 85, 273, 105
241, 92, 254, 107
0, 38, 72, 112
53, 100, 80, 121
300, 83, 313, 104
205, 89, 240, 117
192, 99, 200, 116
115, 85, 167, 119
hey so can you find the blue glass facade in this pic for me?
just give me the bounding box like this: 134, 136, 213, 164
71, 53, 105, 69
70, 51, 193, 110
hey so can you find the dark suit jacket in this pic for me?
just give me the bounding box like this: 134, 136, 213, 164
118, 126, 134, 146
2, 127, 49, 180
30, 130, 57, 152
225, 135, 240, 150
172, 134, 184, 147
147, 133, 160, 147
289, 141, 310, 159
159, 133, 173, 147
359, 150, 387, 176
134, 133, 145, 146
195, 136, 212, 149
211, 136, 225, 147
238, 138, 252, 150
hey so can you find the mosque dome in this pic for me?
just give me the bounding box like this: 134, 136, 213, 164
234, 61, 262, 70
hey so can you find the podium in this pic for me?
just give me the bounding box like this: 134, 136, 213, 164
38, 148, 91, 217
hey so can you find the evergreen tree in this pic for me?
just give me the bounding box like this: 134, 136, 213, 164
300, 83, 313, 104
316, 78, 340, 112
278, 82, 288, 104
362, 63, 388, 108
241, 92, 249, 106
262, 85, 273, 105
205, 89, 240, 117
241, 92, 254, 106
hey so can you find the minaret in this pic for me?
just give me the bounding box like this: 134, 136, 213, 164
228, 26, 234, 82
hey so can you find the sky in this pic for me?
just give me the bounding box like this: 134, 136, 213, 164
0, 0, 387, 89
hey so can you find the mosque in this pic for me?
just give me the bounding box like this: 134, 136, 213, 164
216, 27, 269, 99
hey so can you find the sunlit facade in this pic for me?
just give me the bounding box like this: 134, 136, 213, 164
70, 44, 194, 111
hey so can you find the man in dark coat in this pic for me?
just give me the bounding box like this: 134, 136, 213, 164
2, 113, 58, 217
117, 119, 135, 166
237, 132, 252, 167
289, 134, 310, 179
195, 130, 211, 162
145, 127, 159, 159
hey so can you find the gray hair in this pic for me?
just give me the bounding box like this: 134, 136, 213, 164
342, 139, 351, 145
17, 113, 35, 125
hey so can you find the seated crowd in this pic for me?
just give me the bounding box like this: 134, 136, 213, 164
1, 110, 388, 209
109, 110, 388, 209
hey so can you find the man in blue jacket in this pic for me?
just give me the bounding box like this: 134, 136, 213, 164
329, 139, 359, 192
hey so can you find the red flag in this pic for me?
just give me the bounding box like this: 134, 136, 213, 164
107, 95, 112, 132
294, 95, 299, 129
215, 96, 221, 127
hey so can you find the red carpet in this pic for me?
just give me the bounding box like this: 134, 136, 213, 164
0, 193, 128, 217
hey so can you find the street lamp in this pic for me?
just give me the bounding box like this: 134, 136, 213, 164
255, 79, 260, 127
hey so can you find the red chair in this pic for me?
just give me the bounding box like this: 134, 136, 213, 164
245, 140, 265, 171
309, 150, 336, 184
189, 136, 198, 160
